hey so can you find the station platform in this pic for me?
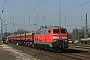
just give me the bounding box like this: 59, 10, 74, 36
0, 44, 36, 60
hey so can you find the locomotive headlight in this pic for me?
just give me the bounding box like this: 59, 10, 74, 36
62, 36, 67, 39
53, 36, 59, 39
54, 40, 56, 42
65, 40, 68, 42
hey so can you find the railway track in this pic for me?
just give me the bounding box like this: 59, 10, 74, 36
69, 44, 90, 51
61, 53, 90, 60
7, 43, 90, 60
67, 44, 90, 60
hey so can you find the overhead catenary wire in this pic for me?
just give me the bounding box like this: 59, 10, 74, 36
5, 0, 47, 29
39, 0, 90, 23
15, 0, 47, 23
0, 0, 7, 34
38, 0, 90, 25
7, 0, 57, 27
4, 0, 90, 32
7, 0, 35, 23
7, 0, 35, 11
7, 0, 56, 18
0, 0, 7, 17
62, 0, 90, 13
44, 0, 90, 25
7, 0, 47, 27
36, 1, 90, 26
45, 7, 53, 20
44, 14, 86, 28
7, 0, 90, 24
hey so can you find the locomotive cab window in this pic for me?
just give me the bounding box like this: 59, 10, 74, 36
53, 29, 60, 33
44, 30, 50, 34
36, 31, 41, 34
36, 30, 46, 34
41, 30, 45, 34
60, 29, 67, 33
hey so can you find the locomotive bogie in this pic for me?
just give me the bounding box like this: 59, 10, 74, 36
52, 40, 68, 49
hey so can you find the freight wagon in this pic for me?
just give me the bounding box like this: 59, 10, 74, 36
8, 33, 35, 46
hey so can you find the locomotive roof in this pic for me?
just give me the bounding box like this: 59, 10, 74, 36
36, 26, 66, 32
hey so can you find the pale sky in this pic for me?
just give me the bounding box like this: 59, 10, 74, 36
0, 0, 90, 33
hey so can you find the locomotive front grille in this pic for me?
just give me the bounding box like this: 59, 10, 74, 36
52, 40, 68, 49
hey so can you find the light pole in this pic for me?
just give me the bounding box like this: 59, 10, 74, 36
0, 18, 3, 37
24, 18, 26, 34
4, 24, 7, 38
59, 0, 61, 27
36, 10, 38, 31
29, 16, 30, 31
85, 13, 88, 40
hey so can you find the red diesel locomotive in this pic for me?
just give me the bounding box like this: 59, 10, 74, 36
8, 26, 68, 51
